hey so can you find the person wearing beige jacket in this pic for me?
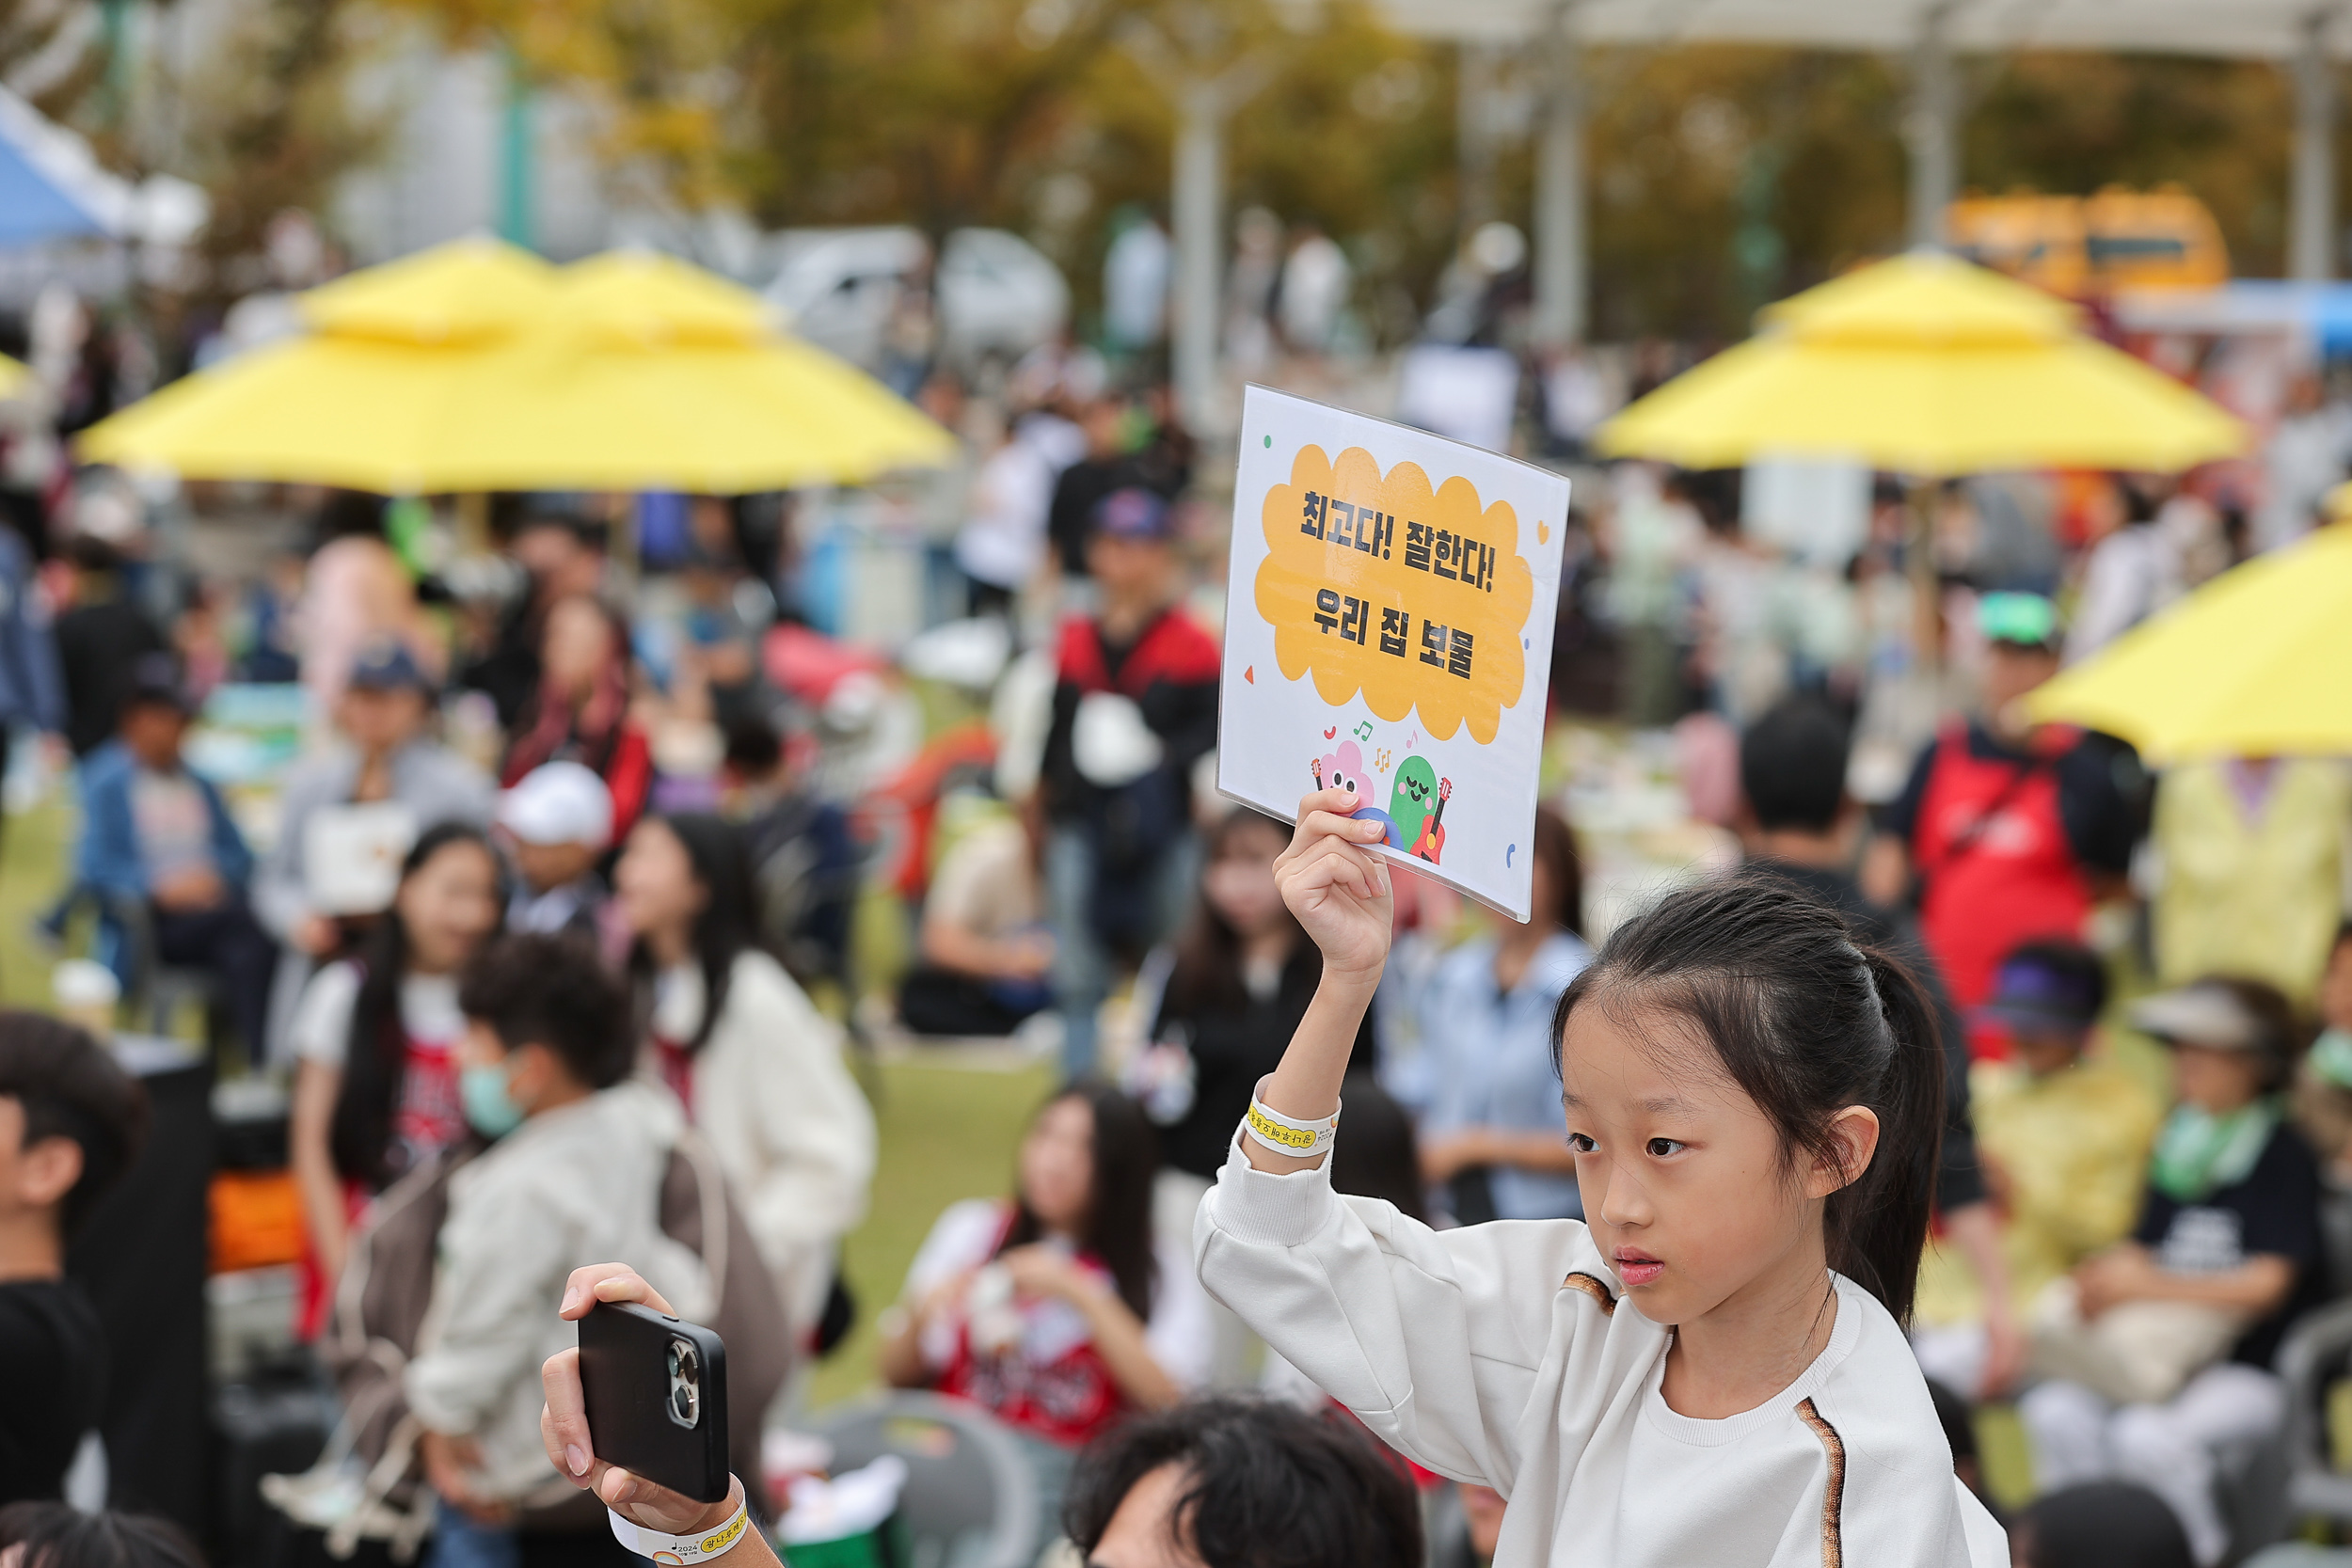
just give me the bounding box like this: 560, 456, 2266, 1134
616, 811, 878, 1339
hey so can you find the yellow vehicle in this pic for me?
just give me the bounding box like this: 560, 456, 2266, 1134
1948, 184, 2229, 294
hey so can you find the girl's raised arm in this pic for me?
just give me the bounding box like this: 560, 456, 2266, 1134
1246, 786, 1394, 1174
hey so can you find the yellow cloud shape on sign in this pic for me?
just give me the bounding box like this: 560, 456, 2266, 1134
1256, 443, 1534, 745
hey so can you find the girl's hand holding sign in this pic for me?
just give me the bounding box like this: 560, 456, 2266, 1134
1246, 787, 1393, 1177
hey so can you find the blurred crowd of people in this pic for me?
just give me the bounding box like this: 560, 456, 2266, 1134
1, 275, 2352, 1568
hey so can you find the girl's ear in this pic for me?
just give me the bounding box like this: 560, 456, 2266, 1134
1805, 1106, 1883, 1200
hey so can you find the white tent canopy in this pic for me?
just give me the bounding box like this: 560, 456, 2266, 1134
1375, 0, 2352, 342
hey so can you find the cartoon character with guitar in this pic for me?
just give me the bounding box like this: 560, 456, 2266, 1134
1388, 756, 1452, 865
1312, 742, 1452, 864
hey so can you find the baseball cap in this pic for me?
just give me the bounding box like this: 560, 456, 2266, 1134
497, 761, 613, 849
1091, 486, 1173, 542
1977, 945, 2105, 1036
124, 652, 193, 716
1979, 592, 2059, 651
347, 639, 431, 694
2130, 980, 2273, 1054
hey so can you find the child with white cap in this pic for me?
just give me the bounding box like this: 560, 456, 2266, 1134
495, 761, 612, 941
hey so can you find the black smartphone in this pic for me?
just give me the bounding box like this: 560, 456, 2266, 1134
578, 1300, 731, 1504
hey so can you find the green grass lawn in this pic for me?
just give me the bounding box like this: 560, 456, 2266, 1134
0, 800, 75, 1010
811, 1054, 1055, 1409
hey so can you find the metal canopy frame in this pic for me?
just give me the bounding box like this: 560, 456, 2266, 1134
1374, 0, 2352, 343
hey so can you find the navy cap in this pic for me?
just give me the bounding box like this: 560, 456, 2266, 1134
1977, 947, 2104, 1034
347, 638, 430, 693
124, 652, 193, 716
1091, 486, 1173, 542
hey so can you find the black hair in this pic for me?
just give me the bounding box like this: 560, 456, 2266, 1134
0, 1013, 148, 1236
2333, 919, 2352, 956
329, 822, 501, 1189
723, 715, 783, 778
1551, 873, 1946, 1324
0, 1504, 205, 1568
1529, 805, 1583, 936
2011, 1483, 2192, 1568
459, 932, 633, 1089
1062, 1398, 1423, 1568
65, 534, 120, 574
1925, 1377, 1977, 1470
625, 813, 760, 1054
999, 1083, 1159, 1322
1740, 697, 1851, 835
1163, 810, 1307, 1020
1329, 1070, 1426, 1225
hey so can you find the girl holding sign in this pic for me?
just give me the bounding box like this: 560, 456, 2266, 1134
1194, 786, 2006, 1567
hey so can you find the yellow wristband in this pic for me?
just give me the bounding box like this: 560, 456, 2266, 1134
608, 1484, 750, 1563
1244, 1097, 1339, 1157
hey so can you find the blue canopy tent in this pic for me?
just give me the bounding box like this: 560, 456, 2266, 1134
0, 87, 120, 246
0, 145, 110, 246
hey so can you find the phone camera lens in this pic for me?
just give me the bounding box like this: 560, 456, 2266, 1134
673, 1385, 693, 1421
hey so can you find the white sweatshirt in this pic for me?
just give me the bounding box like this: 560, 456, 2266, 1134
653, 951, 877, 1335
1194, 1143, 2007, 1568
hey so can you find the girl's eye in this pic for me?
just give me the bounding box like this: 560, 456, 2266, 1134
1646, 1138, 1685, 1158
1566, 1133, 1597, 1153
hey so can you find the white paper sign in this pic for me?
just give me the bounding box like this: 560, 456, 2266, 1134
1218, 387, 1571, 921
304, 800, 419, 915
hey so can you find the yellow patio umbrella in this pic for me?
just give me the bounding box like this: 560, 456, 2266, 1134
2026, 520, 2352, 763
1597, 252, 2247, 474
79, 242, 957, 493
421, 248, 960, 492
77, 238, 559, 492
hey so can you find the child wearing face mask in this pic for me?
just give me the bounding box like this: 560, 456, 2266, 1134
408, 931, 711, 1568
1194, 787, 2005, 1568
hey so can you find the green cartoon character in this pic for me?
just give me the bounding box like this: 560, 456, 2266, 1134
1389, 757, 1452, 864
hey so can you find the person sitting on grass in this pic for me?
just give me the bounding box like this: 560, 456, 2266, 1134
1910, 940, 2161, 1397
73, 653, 276, 1065
878, 1084, 1210, 1553
408, 931, 711, 1568
896, 797, 1054, 1038
0, 1014, 147, 1506
2019, 976, 2323, 1567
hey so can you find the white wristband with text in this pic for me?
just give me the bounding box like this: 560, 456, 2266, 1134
1243, 1094, 1340, 1158
607, 1485, 752, 1565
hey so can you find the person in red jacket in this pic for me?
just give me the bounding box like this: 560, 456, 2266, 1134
499, 594, 652, 848
1038, 487, 1218, 1074
1865, 593, 2138, 1059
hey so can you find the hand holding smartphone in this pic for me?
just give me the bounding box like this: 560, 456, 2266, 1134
577, 1299, 732, 1505
544, 1265, 775, 1567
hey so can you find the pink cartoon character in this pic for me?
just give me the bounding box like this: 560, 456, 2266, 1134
1309, 738, 1400, 847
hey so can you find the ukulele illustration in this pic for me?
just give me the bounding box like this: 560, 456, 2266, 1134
1409, 777, 1452, 864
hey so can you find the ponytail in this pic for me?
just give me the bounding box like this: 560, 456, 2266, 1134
1835, 946, 1944, 1324
1553, 872, 1947, 1326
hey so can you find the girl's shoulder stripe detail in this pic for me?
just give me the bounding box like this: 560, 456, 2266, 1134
1561, 1272, 1617, 1314
1794, 1397, 1846, 1568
